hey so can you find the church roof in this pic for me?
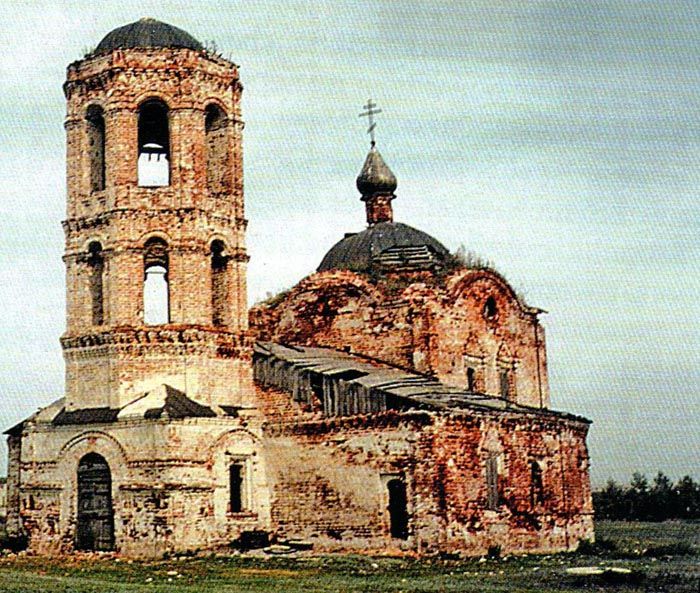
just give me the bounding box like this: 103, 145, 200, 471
317, 221, 449, 273
118, 384, 216, 420
356, 146, 397, 195
254, 342, 590, 423
7, 385, 218, 430
95, 18, 203, 53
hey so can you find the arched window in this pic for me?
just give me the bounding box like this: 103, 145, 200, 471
138, 100, 170, 187
229, 462, 245, 513
483, 296, 497, 319
211, 239, 228, 326
87, 241, 104, 325
86, 105, 105, 192
143, 238, 169, 324
530, 460, 544, 507
204, 104, 230, 194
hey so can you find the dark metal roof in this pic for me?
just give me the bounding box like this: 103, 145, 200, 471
4, 420, 25, 437
356, 147, 397, 196
254, 342, 590, 424
6, 385, 217, 429
317, 221, 449, 273
53, 407, 120, 426
95, 18, 203, 53
143, 385, 216, 419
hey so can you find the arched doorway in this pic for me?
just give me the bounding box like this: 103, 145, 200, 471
387, 478, 409, 539
76, 453, 114, 551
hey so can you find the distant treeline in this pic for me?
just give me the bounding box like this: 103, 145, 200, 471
594, 472, 700, 521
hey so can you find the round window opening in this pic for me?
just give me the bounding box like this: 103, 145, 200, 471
483, 296, 497, 319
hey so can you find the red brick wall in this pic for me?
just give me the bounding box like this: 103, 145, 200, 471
258, 383, 593, 554
252, 268, 550, 408
61, 47, 251, 409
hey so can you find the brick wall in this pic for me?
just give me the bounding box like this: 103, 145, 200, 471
252, 267, 550, 408
257, 384, 593, 554
61, 47, 251, 410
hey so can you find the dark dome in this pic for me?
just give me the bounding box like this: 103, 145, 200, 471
95, 18, 203, 53
356, 147, 397, 195
318, 222, 449, 273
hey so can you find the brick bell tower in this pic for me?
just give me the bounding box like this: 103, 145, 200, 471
61, 18, 252, 411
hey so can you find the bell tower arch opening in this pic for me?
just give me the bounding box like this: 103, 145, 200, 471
76, 453, 115, 552
137, 99, 170, 187
143, 237, 170, 325
205, 103, 231, 195
86, 105, 105, 192
87, 241, 104, 326
211, 239, 228, 327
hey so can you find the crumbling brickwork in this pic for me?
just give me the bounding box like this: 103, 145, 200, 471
62, 45, 250, 410
252, 267, 550, 408
6, 18, 593, 559
257, 384, 592, 554
12, 409, 270, 556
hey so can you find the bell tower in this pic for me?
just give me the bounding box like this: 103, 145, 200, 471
61, 18, 252, 410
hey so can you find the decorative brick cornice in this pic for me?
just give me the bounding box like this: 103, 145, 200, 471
62, 207, 247, 234
61, 326, 253, 359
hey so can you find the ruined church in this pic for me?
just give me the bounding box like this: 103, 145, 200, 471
5, 19, 593, 557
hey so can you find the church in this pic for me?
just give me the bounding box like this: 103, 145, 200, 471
5, 18, 593, 558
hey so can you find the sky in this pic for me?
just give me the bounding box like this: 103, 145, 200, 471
0, 1, 698, 487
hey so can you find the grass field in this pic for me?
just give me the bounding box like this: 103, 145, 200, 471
0, 521, 697, 593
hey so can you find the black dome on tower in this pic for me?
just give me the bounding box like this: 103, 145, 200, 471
95, 18, 203, 53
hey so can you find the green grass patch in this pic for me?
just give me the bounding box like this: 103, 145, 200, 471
0, 522, 697, 592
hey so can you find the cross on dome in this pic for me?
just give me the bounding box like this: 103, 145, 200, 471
359, 98, 382, 147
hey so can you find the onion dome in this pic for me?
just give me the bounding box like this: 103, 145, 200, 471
318, 222, 449, 273
95, 18, 203, 53
356, 146, 397, 196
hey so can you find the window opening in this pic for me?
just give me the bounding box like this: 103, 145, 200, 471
229, 463, 244, 513
86, 106, 105, 192
466, 367, 476, 392
387, 478, 409, 539
87, 242, 104, 325
211, 240, 228, 326
205, 104, 230, 194
143, 238, 169, 325
530, 461, 544, 507
138, 100, 170, 186
486, 454, 500, 510
483, 296, 497, 319
499, 369, 511, 400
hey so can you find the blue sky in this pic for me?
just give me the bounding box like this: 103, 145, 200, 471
0, 1, 698, 486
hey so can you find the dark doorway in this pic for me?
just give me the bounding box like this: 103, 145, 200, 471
76, 453, 114, 551
387, 478, 409, 539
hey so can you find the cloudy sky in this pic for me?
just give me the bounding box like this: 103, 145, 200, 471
0, 1, 698, 486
